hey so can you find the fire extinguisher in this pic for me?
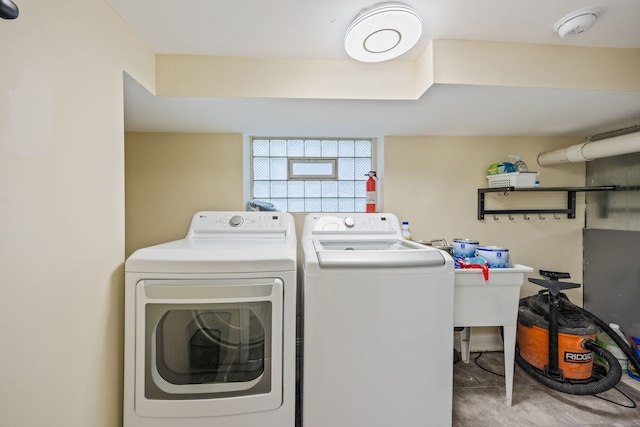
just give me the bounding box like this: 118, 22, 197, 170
365, 171, 378, 213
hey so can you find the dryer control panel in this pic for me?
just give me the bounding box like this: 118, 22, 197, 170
186, 211, 294, 237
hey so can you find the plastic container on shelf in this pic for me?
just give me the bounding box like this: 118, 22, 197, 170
401, 221, 412, 240
486, 172, 538, 188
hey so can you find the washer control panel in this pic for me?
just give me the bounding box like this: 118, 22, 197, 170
307, 213, 400, 235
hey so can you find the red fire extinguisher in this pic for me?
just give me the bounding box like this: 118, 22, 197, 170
365, 171, 377, 213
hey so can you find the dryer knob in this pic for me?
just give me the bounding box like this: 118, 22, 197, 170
229, 215, 244, 227
344, 217, 356, 228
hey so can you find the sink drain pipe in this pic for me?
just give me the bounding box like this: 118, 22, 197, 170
537, 127, 640, 166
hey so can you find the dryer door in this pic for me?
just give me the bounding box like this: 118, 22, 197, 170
134, 278, 283, 418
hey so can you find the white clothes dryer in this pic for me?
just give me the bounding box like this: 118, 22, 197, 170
301, 213, 455, 427
124, 211, 297, 427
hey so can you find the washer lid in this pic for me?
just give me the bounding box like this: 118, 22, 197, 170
317, 239, 416, 251
313, 238, 445, 268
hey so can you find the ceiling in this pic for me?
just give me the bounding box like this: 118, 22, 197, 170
108, 0, 640, 137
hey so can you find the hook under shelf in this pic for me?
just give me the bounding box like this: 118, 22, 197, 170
477, 185, 619, 220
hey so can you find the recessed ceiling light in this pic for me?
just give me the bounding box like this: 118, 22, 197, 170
345, 3, 422, 62
554, 7, 601, 39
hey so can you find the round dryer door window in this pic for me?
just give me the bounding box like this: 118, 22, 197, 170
133, 278, 284, 418
148, 302, 272, 398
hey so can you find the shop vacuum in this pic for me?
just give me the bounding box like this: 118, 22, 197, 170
516, 270, 640, 395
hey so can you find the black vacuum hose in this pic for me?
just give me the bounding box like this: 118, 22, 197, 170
580, 309, 640, 377
516, 338, 622, 395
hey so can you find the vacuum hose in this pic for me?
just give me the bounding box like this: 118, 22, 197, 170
516, 338, 622, 395
582, 309, 640, 377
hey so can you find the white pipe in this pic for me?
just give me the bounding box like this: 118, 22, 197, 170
537, 131, 640, 166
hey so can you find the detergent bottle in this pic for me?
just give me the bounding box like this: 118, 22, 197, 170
401, 221, 412, 240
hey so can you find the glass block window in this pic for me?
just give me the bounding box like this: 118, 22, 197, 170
251, 138, 374, 212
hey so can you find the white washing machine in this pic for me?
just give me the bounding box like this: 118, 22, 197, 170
124, 211, 297, 427
301, 213, 455, 427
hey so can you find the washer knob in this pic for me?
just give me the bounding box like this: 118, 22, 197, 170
344, 217, 356, 228
229, 215, 244, 227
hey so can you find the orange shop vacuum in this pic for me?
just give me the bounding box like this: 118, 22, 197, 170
516, 270, 640, 395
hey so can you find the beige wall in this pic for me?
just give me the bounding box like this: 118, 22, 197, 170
0, 1, 154, 426
384, 136, 586, 300
384, 136, 588, 348
431, 40, 640, 91
155, 41, 640, 102
125, 132, 245, 256
125, 134, 587, 303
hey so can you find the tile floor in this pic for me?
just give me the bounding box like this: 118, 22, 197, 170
296, 351, 640, 426
454, 351, 640, 426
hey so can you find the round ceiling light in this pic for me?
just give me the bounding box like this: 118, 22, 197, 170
345, 3, 422, 62
553, 7, 601, 38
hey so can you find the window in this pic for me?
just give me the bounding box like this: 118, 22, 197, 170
251, 138, 374, 212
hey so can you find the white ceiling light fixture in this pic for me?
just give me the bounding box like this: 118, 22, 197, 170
554, 7, 601, 39
345, 3, 422, 62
